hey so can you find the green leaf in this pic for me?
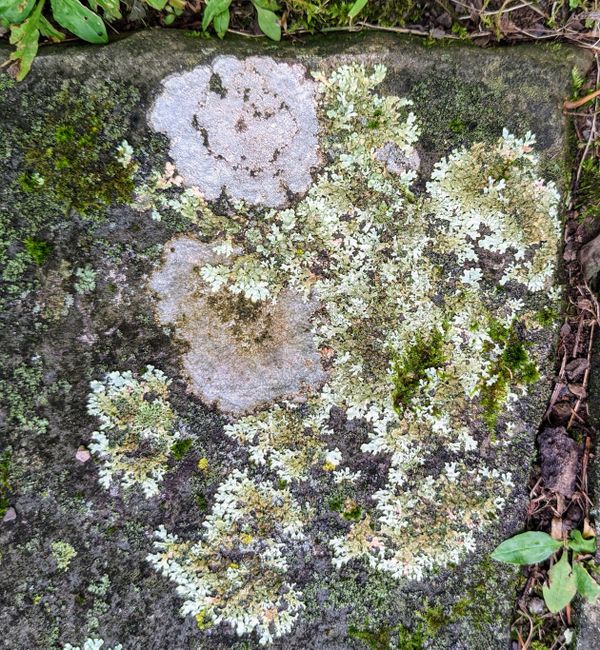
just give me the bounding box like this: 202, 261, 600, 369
252, 0, 278, 9
491, 532, 562, 565
145, 0, 167, 10
0, 0, 36, 24
568, 530, 597, 554
39, 14, 64, 39
50, 0, 108, 43
201, 0, 231, 32
348, 0, 368, 20
543, 552, 577, 613
252, 2, 280, 41
212, 8, 229, 38
574, 562, 600, 602
8, 0, 44, 80
93, 0, 121, 20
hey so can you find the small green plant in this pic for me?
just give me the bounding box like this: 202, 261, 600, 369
492, 530, 600, 613
202, 0, 283, 40
0, 0, 182, 79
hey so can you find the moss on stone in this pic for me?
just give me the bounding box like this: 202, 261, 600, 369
0, 448, 12, 518
479, 319, 540, 429
19, 82, 137, 214
390, 329, 445, 412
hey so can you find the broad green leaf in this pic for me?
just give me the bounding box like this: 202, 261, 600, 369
201, 0, 231, 32
253, 3, 280, 41
50, 0, 108, 43
543, 552, 577, 613
8, 0, 44, 80
491, 532, 562, 565
212, 9, 229, 38
574, 562, 600, 602
568, 530, 597, 554
348, 0, 368, 20
145, 0, 167, 10
0, 0, 36, 24
39, 14, 64, 39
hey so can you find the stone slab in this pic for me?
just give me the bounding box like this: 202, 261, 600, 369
0, 30, 591, 650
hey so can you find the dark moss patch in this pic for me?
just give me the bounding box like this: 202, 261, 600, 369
576, 157, 600, 222
0, 449, 12, 518
19, 82, 137, 213
23, 237, 52, 266
171, 438, 193, 461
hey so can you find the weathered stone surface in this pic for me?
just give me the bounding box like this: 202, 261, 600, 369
0, 30, 590, 650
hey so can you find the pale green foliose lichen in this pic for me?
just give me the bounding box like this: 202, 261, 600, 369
51, 540, 77, 572
87, 366, 179, 497
74, 266, 97, 294
147, 469, 307, 645
139, 62, 561, 643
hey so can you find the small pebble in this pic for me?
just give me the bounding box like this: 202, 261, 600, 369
75, 447, 91, 463
3, 507, 16, 523
528, 597, 546, 615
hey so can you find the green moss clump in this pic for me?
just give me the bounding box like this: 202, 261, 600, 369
576, 157, 600, 221
23, 237, 52, 266
479, 319, 539, 428
0, 449, 12, 518
535, 306, 556, 327
348, 621, 393, 650
391, 329, 445, 412
171, 438, 193, 460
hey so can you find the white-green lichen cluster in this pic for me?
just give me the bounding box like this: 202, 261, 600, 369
135, 61, 561, 643
87, 366, 179, 497
63, 639, 122, 650
147, 469, 307, 645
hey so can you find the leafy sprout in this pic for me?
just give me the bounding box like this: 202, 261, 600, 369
492, 529, 600, 613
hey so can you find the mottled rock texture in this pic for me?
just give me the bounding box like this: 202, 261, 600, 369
0, 30, 590, 650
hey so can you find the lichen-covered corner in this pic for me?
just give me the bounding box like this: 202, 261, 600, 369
0, 31, 589, 650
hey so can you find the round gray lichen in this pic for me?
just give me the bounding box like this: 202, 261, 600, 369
148, 56, 321, 207
148, 235, 327, 415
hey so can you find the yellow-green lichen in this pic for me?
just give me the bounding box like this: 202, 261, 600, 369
147, 470, 308, 645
